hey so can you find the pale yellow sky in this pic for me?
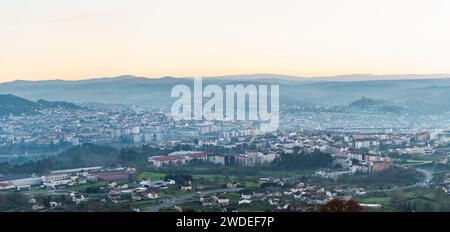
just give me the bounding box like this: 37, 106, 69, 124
1, 0, 450, 82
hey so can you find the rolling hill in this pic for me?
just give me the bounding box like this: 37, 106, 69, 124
0, 94, 81, 116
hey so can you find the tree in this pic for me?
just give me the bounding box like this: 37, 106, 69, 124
213, 176, 221, 187
390, 188, 405, 208
423, 202, 433, 212
339, 167, 423, 188
272, 150, 333, 170
0, 193, 29, 211
435, 187, 447, 204
164, 174, 193, 185
119, 149, 140, 162
404, 201, 412, 211
319, 199, 363, 212
85, 186, 102, 194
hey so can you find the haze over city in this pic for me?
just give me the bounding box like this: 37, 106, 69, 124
1, 0, 450, 82
4, 0, 450, 219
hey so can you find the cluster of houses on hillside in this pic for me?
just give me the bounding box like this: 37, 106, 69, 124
106, 178, 178, 203
187, 177, 371, 212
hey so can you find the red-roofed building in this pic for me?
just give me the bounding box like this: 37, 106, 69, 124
371, 161, 394, 172
0, 182, 15, 190
90, 170, 132, 181
186, 152, 207, 161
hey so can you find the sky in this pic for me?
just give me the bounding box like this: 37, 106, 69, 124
1, 0, 450, 82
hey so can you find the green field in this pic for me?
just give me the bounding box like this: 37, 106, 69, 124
404, 153, 448, 165
136, 172, 167, 181
192, 174, 220, 181
260, 169, 314, 178
226, 192, 241, 202
357, 189, 445, 212
130, 199, 161, 210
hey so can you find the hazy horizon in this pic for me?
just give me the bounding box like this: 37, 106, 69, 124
3, 73, 450, 84
1, 0, 450, 82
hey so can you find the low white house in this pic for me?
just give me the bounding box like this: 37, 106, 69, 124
217, 197, 230, 205
147, 192, 159, 199
238, 199, 252, 205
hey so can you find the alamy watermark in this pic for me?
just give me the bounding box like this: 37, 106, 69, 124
170, 78, 279, 132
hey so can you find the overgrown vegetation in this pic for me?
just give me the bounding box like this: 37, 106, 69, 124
271, 150, 333, 170
338, 167, 425, 189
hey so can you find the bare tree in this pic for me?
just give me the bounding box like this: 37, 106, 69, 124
319, 199, 363, 212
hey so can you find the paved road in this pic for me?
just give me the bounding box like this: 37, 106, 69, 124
146, 188, 243, 212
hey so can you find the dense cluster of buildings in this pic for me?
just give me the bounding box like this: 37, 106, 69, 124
3, 102, 450, 212
280, 105, 450, 130
141, 123, 444, 176
0, 106, 267, 148
0, 107, 172, 147
2, 103, 449, 167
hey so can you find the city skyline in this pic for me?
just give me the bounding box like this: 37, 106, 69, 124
1, 0, 450, 82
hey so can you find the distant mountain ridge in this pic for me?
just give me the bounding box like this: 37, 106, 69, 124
312, 74, 450, 82
4, 73, 450, 85
1, 74, 450, 113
